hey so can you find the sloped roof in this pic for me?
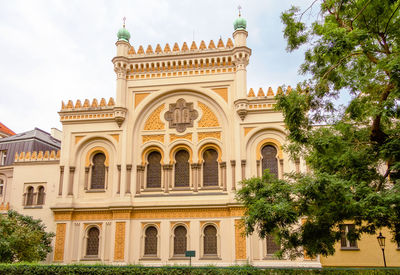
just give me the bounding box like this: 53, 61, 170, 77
0, 122, 16, 136
0, 127, 60, 147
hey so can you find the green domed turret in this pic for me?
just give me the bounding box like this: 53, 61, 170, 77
234, 12, 247, 30
117, 22, 130, 42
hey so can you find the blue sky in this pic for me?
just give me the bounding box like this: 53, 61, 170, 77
0, 0, 312, 133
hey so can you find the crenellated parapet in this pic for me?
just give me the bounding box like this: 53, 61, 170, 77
234, 86, 292, 120
247, 86, 291, 98
112, 38, 250, 81
58, 98, 126, 126
14, 150, 61, 163
61, 98, 115, 110
127, 38, 234, 57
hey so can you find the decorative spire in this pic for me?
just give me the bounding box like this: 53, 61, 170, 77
238, 5, 242, 17
123, 16, 126, 28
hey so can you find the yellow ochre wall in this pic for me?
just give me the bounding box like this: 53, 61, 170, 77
321, 228, 400, 267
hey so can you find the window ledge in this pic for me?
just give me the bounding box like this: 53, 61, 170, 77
199, 256, 221, 260
142, 188, 163, 192
81, 256, 101, 261
169, 256, 189, 260
85, 189, 106, 193
263, 256, 281, 260
340, 247, 360, 251
24, 205, 43, 209
139, 257, 161, 261
199, 186, 222, 190
171, 188, 192, 191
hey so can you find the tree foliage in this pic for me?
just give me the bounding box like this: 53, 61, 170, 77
237, 0, 400, 258
0, 210, 54, 263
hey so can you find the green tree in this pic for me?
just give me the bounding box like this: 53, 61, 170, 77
237, 0, 400, 258
0, 210, 55, 262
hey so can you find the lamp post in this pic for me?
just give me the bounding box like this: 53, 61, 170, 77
377, 232, 386, 267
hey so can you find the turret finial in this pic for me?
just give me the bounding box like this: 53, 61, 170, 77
238, 5, 242, 17
123, 16, 126, 28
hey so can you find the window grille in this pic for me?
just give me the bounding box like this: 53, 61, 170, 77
146, 151, 162, 188
174, 150, 190, 187
144, 226, 158, 256
91, 153, 106, 189
86, 227, 100, 256
203, 225, 217, 255
261, 145, 278, 177
203, 149, 219, 186
173, 226, 187, 256
37, 186, 45, 205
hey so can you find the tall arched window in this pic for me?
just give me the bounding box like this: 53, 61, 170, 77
91, 153, 106, 189
146, 151, 162, 188
261, 145, 278, 177
203, 225, 217, 255
86, 227, 100, 256
26, 186, 34, 206
144, 226, 158, 256
174, 150, 189, 187
37, 186, 45, 205
173, 225, 187, 256
203, 149, 219, 186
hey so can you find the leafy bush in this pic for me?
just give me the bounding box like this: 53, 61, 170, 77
0, 264, 399, 275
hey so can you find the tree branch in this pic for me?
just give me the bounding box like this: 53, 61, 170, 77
351, 0, 372, 25
322, 52, 362, 79
300, 0, 320, 21
384, 1, 400, 35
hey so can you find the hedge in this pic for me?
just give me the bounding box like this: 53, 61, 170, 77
0, 264, 399, 275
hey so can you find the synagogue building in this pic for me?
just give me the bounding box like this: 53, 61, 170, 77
0, 14, 398, 267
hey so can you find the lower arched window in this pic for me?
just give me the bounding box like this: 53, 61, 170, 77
0, 179, 4, 196
37, 186, 45, 205
261, 145, 278, 177
174, 150, 190, 187
144, 226, 158, 256
146, 151, 162, 188
86, 227, 100, 256
203, 225, 217, 255
173, 225, 187, 256
26, 186, 34, 206
203, 149, 219, 186
266, 234, 280, 256
91, 153, 106, 189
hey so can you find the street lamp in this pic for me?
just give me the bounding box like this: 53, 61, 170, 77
377, 232, 386, 267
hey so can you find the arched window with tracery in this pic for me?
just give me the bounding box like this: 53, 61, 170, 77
86, 227, 100, 256
144, 226, 158, 256
203, 225, 217, 255
146, 151, 162, 188
37, 186, 45, 205
173, 225, 187, 256
26, 186, 34, 206
203, 149, 219, 186
261, 145, 278, 177
174, 150, 189, 187
91, 153, 106, 189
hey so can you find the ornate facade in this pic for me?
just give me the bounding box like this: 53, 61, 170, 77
1, 15, 398, 267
